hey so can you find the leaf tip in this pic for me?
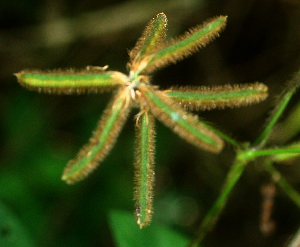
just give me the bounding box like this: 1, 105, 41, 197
135, 204, 153, 229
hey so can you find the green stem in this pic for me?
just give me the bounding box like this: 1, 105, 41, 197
187, 158, 248, 247
276, 101, 300, 142
202, 124, 241, 149
264, 160, 300, 208
253, 79, 298, 148
238, 147, 300, 161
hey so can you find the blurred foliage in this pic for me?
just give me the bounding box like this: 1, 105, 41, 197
0, 201, 34, 247
1, 0, 300, 246
109, 210, 190, 247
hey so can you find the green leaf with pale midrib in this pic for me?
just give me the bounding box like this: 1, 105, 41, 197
141, 16, 227, 73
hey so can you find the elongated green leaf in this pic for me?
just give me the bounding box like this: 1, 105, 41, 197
139, 86, 223, 153
129, 13, 167, 69
164, 83, 268, 110
15, 67, 128, 94
134, 111, 155, 228
62, 88, 132, 184
136, 16, 227, 74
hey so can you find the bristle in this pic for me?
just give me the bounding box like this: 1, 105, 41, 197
139, 85, 224, 153
61, 88, 132, 184
165, 83, 268, 110
134, 111, 155, 228
129, 12, 167, 70
137, 16, 227, 74
15, 69, 128, 94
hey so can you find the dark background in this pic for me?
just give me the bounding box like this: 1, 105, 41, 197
1, 0, 300, 246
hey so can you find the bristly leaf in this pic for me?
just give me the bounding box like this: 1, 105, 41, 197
15, 12, 268, 230
62, 89, 132, 184
165, 83, 268, 111
129, 12, 167, 70
135, 16, 227, 74
139, 85, 224, 153
15, 67, 127, 94
134, 111, 155, 229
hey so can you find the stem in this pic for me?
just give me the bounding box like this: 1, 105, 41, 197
203, 124, 241, 149
238, 147, 300, 161
187, 158, 248, 247
254, 67, 300, 148
264, 160, 300, 208
276, 101, 300, 143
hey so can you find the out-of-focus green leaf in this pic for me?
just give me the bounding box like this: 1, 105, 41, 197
109, 209, 192, 247
0, 201, 34, 247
